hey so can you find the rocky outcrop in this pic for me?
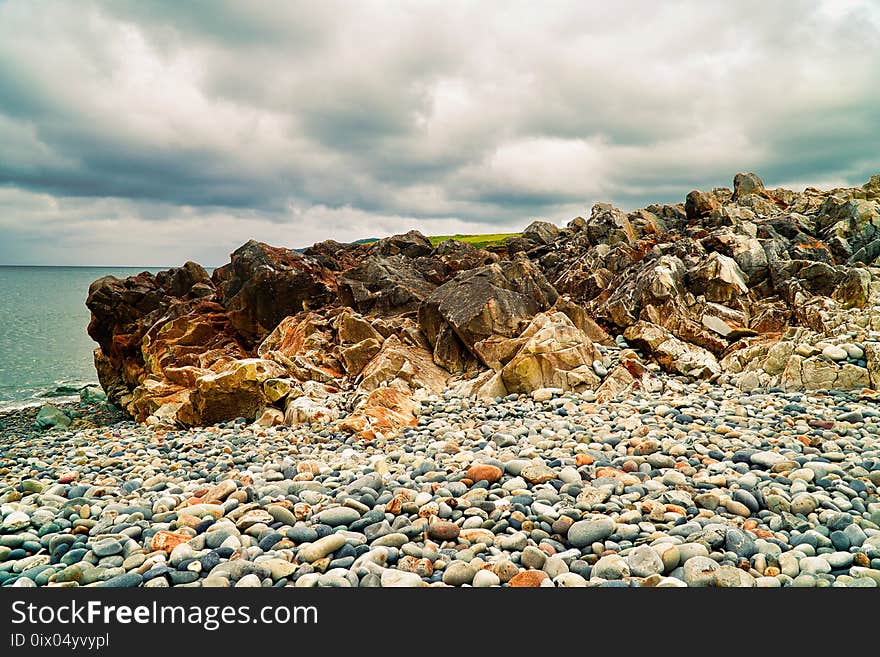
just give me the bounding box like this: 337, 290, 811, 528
419, 256, 558, 370
499, 312, 603, 393
87, 171, 880, 431
213, 240, 337, 344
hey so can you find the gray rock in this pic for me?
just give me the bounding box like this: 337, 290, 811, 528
315, 507, 361, 527
626, 545, 664, 577
567, 516, 614, 548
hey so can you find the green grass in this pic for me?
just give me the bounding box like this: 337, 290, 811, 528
426, 233, 521, 249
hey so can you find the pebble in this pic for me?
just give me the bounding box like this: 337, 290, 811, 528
2, 377, 879, 589
567, 516, 614, 547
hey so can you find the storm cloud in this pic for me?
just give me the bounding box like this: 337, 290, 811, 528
0, 0, 878, 265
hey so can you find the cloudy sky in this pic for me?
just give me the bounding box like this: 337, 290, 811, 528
1, 0, 878, 266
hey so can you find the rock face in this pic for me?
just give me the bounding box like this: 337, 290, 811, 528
500, 312, 602, 393
213, 240, 337, 344
87, 172, 880, 430
419, 256, 558, 370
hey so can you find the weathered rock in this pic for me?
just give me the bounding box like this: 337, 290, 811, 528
419, 257, 557, 369
500, 312, 602, 393
213, 240, 336, 344
183, 358, 287, 425
623, 321, 720, 379
358, 335, 448, 395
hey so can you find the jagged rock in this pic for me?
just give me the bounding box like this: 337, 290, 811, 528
335, 308, 384, 344
184, 358, 287, 425
733, 172, 766, 200
340, 338, 383, 376
338, 387, 422, 440
598, 254, 688, 329
254, 407, 285, 427
595, 352, 663, 402
867, 343, 880, 388
585, 203, 636, 245
86, 170, 880, 430
284, 395, 340, 426
369, 230, 433, 258
832, 268, 871, 309
302, 239, 367, 272
815, 198, 880, 263
263, 378, 293, 403
419, 257, 558, 368
213, 240, 336, 344
552, 296, 613, 345
257, 312, 344, 382
338, 255, 436, 314
685, 190, 720, 220
781, 355, 870, 391
499, 312, 602, 393
358, 334, 448, 394
688, 253, 749, 305
623, 321, 721, 379
522, 220, 560, 246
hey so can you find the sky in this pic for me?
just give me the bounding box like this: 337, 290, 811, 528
0, 0, 879, 266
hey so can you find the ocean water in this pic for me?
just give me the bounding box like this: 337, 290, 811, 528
0, 266, 163, 411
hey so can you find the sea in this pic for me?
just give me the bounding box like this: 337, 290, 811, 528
0, 266, 164, 411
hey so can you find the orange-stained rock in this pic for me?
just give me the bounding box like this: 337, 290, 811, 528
151, 531, 191, 554
575, 454, 594, 466
508, 570, 549, 587
465, 464, 503, 484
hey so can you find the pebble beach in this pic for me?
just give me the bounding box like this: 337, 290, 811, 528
3, 372, 880, 588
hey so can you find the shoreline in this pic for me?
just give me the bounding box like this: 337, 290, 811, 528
1, 378, 879, 588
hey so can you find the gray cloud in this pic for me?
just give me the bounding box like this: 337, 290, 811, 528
0, 0, 878, 264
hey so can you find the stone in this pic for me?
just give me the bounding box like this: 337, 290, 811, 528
442, 561, 477, 586
592, 554, 630, 580
298, 535, 347, 563
567, 516, 615, 548
521, 462, 558, 485
315, 507, 361, 527
427, 520, 460, 542
466, 464, 503, 484
380, 569, 423, 588
472, 569, 501, 587
626, 545, 664, 577
508, 570, 550, 587
821, 345, 848, 361
35, 405, 71, 430
521, 546, 548, 570
682, 556, 719, 587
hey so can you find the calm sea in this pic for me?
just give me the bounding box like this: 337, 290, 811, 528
0, 266, 164, 411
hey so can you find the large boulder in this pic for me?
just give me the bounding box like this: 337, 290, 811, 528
623, 321, 721, 379
358, 335, 448, 394
86, 262, 221, 404
213, 240, 337, 344
584, 203, 636, 246
182, 358, 288, 425
732, 172, 766, 200
338, 255, 437, 314
419, 256, 558, 369
687, 252, 749, 305
500, 312, 603, 393
522, 220, 560, 247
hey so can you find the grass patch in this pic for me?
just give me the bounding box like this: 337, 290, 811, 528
426, 233, 520, 249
